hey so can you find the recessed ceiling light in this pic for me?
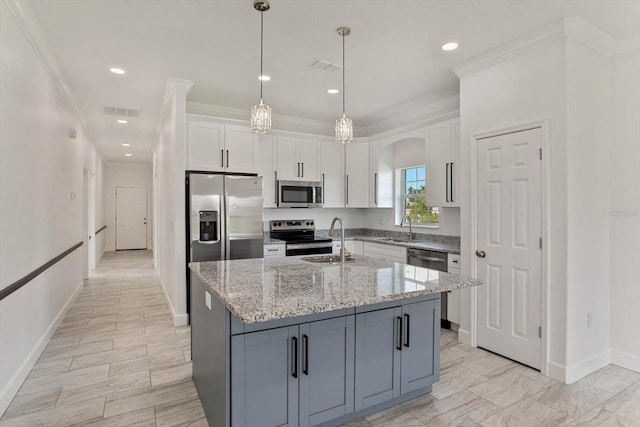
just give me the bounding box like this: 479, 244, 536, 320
122, 143, 130, 147
328, 89, 339, 94
125, 153, 132, 157
258, 75, 271, 81
117, 119, 128, 124
441, 42, 459, 51
109, 67, 126, 75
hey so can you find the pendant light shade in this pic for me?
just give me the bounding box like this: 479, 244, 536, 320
251, 0, 272, 134
335, 26, 353, 144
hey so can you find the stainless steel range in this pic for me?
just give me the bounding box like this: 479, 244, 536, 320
270, 220, 333, 256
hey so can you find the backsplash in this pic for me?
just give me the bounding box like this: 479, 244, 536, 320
315, 228, 460, 246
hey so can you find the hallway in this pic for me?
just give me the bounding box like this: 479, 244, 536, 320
0, 251, 206, 426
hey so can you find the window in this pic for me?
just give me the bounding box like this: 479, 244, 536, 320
401, 166, 439, 226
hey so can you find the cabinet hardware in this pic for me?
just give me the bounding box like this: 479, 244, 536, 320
404, 313, 410, 348
221, 149, 224, 168
291, 336, 298, 378
301, 162, 304, 177
322, 173, 325, 203
346, 175, 349, 205
539, 326, 542, 338
539, 237, 542, 249
274, 171, 278, 205
445, 163, 450, 203
302, 334, 309, 375
297, 162, 300, 177
396, 316, 403, 351
226, 150, 229, 168
374, 173, 378, 204
539, 148, 542, 160
450, 162, 454, 203
266, 249, 278, 252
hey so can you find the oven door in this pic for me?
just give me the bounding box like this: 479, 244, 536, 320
278, 181, 322, 208
286, 242, 333, 256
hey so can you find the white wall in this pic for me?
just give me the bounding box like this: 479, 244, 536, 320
609, 47, 640, 372
104, 162, 153, 251
458, 24, 614, 383
153, 80, 192, 327
0, 0, 104, 415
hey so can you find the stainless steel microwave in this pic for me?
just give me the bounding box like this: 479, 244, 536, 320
277, 180, 323, 208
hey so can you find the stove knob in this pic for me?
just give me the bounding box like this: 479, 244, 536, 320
306, 221, 310, 226
310, 221, 314, 226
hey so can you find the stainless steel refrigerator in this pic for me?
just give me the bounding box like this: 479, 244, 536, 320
187, 173, 264, 262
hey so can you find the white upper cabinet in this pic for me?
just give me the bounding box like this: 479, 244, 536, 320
224, 125, 260, 174
345, 141, 370, 208
258, 134, 277, 208
187, 121, 225, 172
369, 140, 393, 208
425, 118, 460, 207
320, 142, 345, 208
186, 119, 259, 174
276, 137, 321, 182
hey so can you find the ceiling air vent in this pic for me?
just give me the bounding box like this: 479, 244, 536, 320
102, 106, 140, 118
309, 59, 342, 72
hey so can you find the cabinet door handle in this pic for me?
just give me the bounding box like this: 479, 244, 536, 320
322, 173, 325, 202
396, 316, 403, 351
274, 171, 278, 205
374, 172, 378, 205
291, 336, 298, 378
297, 162, 300, 177
301, 162, 304, 178
450, 162, 454, 202
221, 149, 224, 168
226, 150, 229, 168
404, 313, 410, 348
346, 175, 349, 205
445, 163, 450, 203
302, 334, 309, 375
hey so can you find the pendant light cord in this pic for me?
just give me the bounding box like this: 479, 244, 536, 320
260, 10, 264, 100
342, 30, 346, 115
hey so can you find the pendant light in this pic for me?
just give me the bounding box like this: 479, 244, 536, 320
335, 26, 353, 144
251, 0, 272, 134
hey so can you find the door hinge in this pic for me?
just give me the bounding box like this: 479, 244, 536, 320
538, 326, 542, 338
539, 237, 542, 249
539, 148, 542, 160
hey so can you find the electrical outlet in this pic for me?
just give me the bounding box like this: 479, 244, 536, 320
205, 291, 211, 310
587, 312, 592, 328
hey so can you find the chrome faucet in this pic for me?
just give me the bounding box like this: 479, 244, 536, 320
329, 217, 346, 263
401, 214, 413, 241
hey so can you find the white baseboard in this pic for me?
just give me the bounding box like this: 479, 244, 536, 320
546, 361, 568, 383
457, 328, 472, 346
610, 349, 640, 373
0, 280, 84, 417
158, 276, 189, 327
565, 350, 611, 384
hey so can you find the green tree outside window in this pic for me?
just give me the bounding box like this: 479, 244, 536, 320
402, 166, 439, 225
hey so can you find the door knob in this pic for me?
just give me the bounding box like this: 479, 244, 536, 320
475, 250, 486, 258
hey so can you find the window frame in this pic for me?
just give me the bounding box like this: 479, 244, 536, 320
397, 165, 439, 228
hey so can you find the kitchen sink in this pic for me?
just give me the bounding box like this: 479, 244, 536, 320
378, 237, 412, 243
301, 255, 355, 264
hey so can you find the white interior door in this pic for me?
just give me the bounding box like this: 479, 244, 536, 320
116, 186, 148, 250
476, 128, 542, 369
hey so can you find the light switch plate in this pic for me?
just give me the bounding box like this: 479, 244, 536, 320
205, 291, 211, 310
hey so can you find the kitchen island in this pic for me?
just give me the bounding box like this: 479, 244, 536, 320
189, 256, 482, 427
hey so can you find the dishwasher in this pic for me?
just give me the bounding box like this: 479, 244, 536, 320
406, 248, 450, 329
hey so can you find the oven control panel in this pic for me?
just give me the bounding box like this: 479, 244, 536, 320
270, 220, 315, 231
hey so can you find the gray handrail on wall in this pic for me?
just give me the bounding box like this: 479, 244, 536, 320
0, 241, 83, 301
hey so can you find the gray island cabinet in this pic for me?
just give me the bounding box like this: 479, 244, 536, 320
189, 256, 482, 427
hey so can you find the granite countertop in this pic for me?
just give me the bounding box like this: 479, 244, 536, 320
189, 256, 481, 324
263, 237, 285, 245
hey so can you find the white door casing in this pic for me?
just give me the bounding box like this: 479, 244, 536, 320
476, 127, 542, 369
116, 186, 148, 250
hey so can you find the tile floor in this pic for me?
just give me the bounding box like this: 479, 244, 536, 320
1, 250, 639, 426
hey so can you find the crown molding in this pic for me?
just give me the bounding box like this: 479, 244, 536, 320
357, 95, 460, 137
152, 78, 194, 152
614, 35, 640, 55
4, 0, 99, 152
186, 102, 335, 136
453, 17, 616, 78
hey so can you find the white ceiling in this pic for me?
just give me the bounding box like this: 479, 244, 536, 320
26, 0, 640, 163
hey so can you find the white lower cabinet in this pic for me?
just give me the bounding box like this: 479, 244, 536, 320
362, 242, 407, 263
264, 244, 285, 257
446, 254, 461, 325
